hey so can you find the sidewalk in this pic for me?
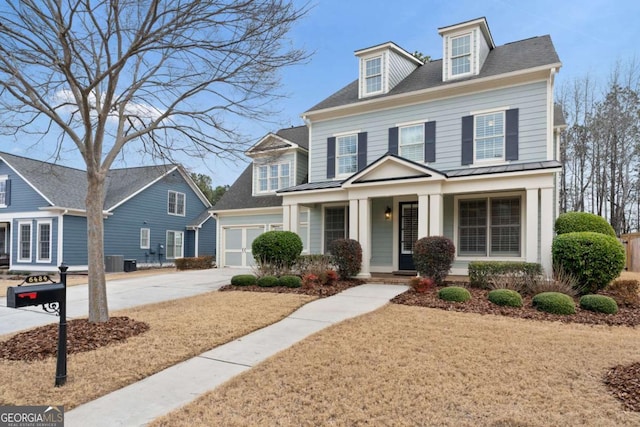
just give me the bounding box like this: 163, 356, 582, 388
64, 283, 408, 427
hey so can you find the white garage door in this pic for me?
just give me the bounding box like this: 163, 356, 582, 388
222, 226, 265, 267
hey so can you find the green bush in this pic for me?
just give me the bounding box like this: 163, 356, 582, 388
579, 295, 618, 314
554, 211, 616, 237
256, 275, 280, 287
552, 232, 625, 294
329, 238, 362, 279
488, 289, 523, 307
438, 286, 471, 302
468, 261, 542, 289
413, 236, 455, 285
252, 231, 303, 270
230, 274, 256, 286
532, 292, 576, 315
279, 275, 302, 288
174, 255, 215, 270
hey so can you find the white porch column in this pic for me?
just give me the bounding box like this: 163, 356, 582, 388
289, 204, 299, 234
282, 204, 291, 231
357, 198, 371, 278
540, 187, 554, 274
418, 194, 429, 239
429, 193, 443, 236
526, 188, 539, 264
349, 199, 359, 241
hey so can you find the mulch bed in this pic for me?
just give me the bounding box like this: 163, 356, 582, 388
219, 279, 363, 297
391, 285, 640, 413
0, 316, 149, 361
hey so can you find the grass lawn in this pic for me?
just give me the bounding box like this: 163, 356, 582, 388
0, 291, 313, 409
151, 303, 640, 427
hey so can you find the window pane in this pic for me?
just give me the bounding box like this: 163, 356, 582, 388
20, 224, 31, 260
452, 35, 470, 56
400, 125, 424, 162
324, 207, 347, 253
280, 163, 290, 189
0, 181, 5, 205
458, 200, 487, 255
451, 34, 471, 75
475, 113, 504, 161
337, 135, 358, 175
166, 232, 175, 259
168, 192, 176, 214
401, 204, 418, 254
39, 223, 50, 260
365, 57, 381, 77
490, 198, 521, 256
176, 193, 185, 215
258, 166, 268, 192
451, 56, 470, 75
366, 75, 381, 93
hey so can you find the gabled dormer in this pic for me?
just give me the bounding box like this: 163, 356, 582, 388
438, 17, 495, 82
355, 42, 422, 99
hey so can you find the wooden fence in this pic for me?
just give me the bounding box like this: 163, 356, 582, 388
621, 233, 640, 272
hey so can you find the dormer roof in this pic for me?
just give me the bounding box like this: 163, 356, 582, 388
438, 17, 495, 49
245, 125, 309, 156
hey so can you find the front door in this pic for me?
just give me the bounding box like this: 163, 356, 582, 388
399, 202, 419, 270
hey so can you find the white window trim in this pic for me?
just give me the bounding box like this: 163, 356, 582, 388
399, 123, 425, 163
322, 204, 349, 254
18, 220, 32, 262
140, 227, 150, 249
168, 191, 186, 217
447, 32, 473, 79
166, 230, 184, 260
256, 162, 291, 194
362, 55, 384, 97
0, 174, 7, 208
473, 110, 506, 165
299, 207, 310, 254
453, 191, 526, 261
335, 134, 358, 177
36, 219, 52, 263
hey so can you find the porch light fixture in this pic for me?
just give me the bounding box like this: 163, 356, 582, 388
384, 206, 392, 220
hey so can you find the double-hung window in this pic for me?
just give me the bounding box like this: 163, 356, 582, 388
450, 33, 471, 76
458, 196, 521, 257
364, 56, 382, 95
166, 230, 184, 259
37, 221, 51, 262
257, 163, 290, 193
475, 112, 505, 162
336, 134, 358, 175
399, 124, 424, 162
324, 206, 348, 253
140, 228, 150, 249
0, 178, 7, 207
18, 221, 31, 262
168, 191, 185, 216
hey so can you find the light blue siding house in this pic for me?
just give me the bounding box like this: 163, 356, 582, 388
214, 17, 565, 276
0, 152, 214, 271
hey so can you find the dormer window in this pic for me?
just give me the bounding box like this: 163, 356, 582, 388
364, 56, 382, 94
451, 33, 471, 76
257, 162, 290, 193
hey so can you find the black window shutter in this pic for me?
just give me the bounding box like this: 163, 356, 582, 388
388, 127, 398, 155
327, 137, 336, 179
357, 132, 367, 171
461, 115, 474, 165
505, 108, 519, 161
424, 121, 436, 163
4, 179, 9, 206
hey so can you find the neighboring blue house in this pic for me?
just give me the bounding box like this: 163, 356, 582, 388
0, 152, 215, 271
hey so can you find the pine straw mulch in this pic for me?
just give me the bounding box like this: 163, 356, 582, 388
392, 285, 640, 413
219, 279, 363, 297
0, 316, 149, 361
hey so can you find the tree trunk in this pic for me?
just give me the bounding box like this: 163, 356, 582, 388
86, 169, 109, 323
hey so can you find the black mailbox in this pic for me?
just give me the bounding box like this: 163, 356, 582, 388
7, 283, 65, 308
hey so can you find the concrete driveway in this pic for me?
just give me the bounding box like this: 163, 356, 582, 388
0, 267, 250, 336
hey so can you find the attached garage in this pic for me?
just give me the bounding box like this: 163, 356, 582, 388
221, 225, 265, 267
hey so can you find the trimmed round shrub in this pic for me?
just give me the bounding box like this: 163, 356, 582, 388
555, 212, 616, 237
438, 286, 471, 302
279, 275, 302, 288
488, 289, 523, 307
532, 292, 576, 315
413, 236, 455, 285
230, 274, 256, 286
329, 238, 362, 279
257, 275, 279, 287
579, 294, 618, 314
552, 231, 625, 294
252, 231, 303, 269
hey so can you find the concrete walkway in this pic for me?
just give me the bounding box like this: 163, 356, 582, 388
65, 284, 408, 427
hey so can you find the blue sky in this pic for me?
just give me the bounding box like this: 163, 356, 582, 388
3, 0, 639, 186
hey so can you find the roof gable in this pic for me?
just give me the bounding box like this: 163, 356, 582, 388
344, 154, 446, 187
246, 125, 309, 156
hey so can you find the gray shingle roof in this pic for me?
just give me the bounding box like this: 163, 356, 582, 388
306, 35, 560, 113
212, 164, 282, 211
0, 151, 177, 210
188, 209, 214, 228
275, 125, 309, 150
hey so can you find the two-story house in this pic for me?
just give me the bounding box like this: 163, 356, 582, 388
0, 151, 215, 271
214, 17, 564, 277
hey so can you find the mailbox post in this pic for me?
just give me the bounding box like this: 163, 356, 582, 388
5, 263, 68, 387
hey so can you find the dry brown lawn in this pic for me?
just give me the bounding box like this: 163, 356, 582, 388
0, 291, 313, 409
152, 304, 640, 427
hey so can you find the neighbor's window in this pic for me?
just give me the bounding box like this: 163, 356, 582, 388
0, 179, 6, 206
257, 163, 290, 193
458, 196, 521, 257
451, 33, 471, 76
168, 191, 185, 216
140, 228, 150, 249
18, 221, 31, 262
399, 124, 424, 162
166, 230, 184, 259
475, 111, 505, 162
37, 221, 51, 262
324, 206, 348, 253
336, 134, 358, 175
364, 56, 382, 94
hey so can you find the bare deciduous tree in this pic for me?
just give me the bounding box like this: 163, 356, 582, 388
0, 0, 308, 322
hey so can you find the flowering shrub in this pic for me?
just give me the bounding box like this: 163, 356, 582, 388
329, 238, 362, 279
408, 277, 434, 293
324, 269, 339, 285
302, 273, 319, 289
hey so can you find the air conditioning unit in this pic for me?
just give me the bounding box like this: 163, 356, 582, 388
104, 255, 124, 273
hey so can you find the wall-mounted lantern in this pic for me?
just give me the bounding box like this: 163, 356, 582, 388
384, 206, 392, 221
